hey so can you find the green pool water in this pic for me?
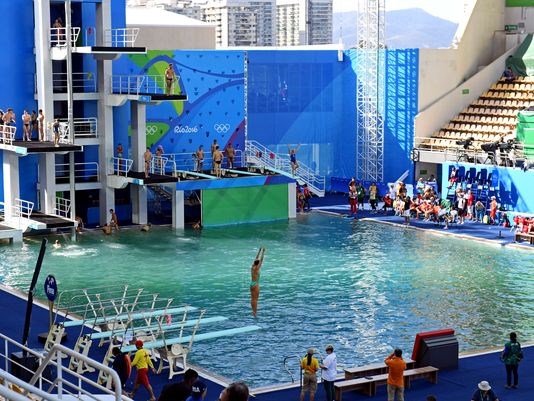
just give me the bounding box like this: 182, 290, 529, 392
1, 213, 533, 388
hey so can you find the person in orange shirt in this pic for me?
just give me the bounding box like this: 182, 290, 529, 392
384, 348, 407, 401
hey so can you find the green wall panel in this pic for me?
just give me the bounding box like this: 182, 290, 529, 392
506, 0, 534, 6
202, 185, 289, 226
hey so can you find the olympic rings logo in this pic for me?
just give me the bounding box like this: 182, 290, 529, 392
214, 123, 230, 133
146, 125, 158, 135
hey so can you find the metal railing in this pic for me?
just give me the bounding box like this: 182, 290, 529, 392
58, 117, 98, 138
150, 156, 176, 176
110, 157, 134, 176
0, 125, 16, 146
14, 198, 33, 220
54, 197, 71, 218
52, 72, 96, 93
49, 27, 80, 47
110, 74, 173, 95
56, 162, 99, 183
0, 333, 125, 401
162, 150, 245, 173
245, 140, 326, 196
104, 28, 139, 47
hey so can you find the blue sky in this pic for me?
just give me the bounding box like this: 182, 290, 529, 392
333, 0, 466, 23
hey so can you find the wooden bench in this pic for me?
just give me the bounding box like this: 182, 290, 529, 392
334, 366, 438, 400
514, 232, 534, 245
344, 358, 415, 379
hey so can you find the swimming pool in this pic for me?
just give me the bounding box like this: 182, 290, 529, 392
1, 213, 533, 388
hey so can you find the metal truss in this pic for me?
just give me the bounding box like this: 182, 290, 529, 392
356, 0, 385, 182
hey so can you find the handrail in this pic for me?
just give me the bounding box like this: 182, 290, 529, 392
56, 162, 99, 182
283, 354, 302, 384
0, 125, 16, 146
52, 72, 96, 92
54, 197, 71, 218
245, 140, 326, 196
110, 74, 177, 95
151, 156, 175, 176
58, 117, 98, 138
110, 157, 134, 177
14, 198, 33, 220
0, 333, 125, 401
163, 150, 245, 172
104, 28, 139, 47
49, 27, 80, 48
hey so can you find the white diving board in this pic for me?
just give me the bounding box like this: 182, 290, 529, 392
89, 316, 227, 340
63, 306, 197, 328
121, 325, 261, 353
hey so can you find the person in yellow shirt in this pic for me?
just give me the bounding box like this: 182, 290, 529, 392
129, 340, 156, 401
384, 348, 407, 401
300, 347, 319, 401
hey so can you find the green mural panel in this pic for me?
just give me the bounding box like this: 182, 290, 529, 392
202, 185, 288, 226
506, 0, 534, 6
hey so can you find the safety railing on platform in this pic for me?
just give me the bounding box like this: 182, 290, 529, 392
104, 28, 139, 47
245, 140, 326, 196
44, 121, 71, 144
162, 150, 245, 173
51, 72, 96, 93
110, 157, 134, 176
56, 162, 99, 183
150, 156, 176, 176
0, 333, 124, 401
0, 125, 16, 146
14, 198, 33, 220
49, 26, 80, 48
58, 117, 98, 138
54, 197, 72, 218
110, 74, 171, 95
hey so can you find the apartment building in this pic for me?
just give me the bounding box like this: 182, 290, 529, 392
277, 0, 333, 46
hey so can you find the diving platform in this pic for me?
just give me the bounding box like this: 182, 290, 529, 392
107, 171, 179, 189
27, 212, 77, 231
120, 325, 262, 353
75, 46, 146, 61
0, 224, 23, 243
1, 141, 82, 156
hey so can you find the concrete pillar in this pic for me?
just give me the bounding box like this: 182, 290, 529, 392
288, 182, 296, 218
96, 0, 115, 226
38, 153, 56, 214
172, 189, 185, 230
2, 152, 20, 220
34, 0, 56, 214
130, 101, 148, 225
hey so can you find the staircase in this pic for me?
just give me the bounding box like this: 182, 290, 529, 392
245, 140, 325, 197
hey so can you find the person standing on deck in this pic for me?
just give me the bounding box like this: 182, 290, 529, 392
129, 340, 156, 401
384, 348, 406, 401
320, 344, 336, 401
300, 347, 319, 401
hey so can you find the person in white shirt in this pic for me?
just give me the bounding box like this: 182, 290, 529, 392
320, 344, 337, 401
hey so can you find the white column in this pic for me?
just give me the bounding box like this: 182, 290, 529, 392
130, 101, 147, 225
172, 189, 185, 229
34, 0, 56, 214
288, 182, 297, 218
38, 154, 56, 214
2, 152, 20, 220
96, 0, 115, 226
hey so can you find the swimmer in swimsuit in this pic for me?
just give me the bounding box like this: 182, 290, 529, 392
288, 144, 301, 177
250, 246, 266, 317
164, 63, 176, 96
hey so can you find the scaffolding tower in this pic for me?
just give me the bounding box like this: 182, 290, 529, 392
356, 0, 385, 182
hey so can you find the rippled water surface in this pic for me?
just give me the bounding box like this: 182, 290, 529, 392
1, 213, 533, 388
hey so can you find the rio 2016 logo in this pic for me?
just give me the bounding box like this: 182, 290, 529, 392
174, 125, 199, 134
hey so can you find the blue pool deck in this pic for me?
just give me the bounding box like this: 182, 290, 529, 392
0, 193, 532, 400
